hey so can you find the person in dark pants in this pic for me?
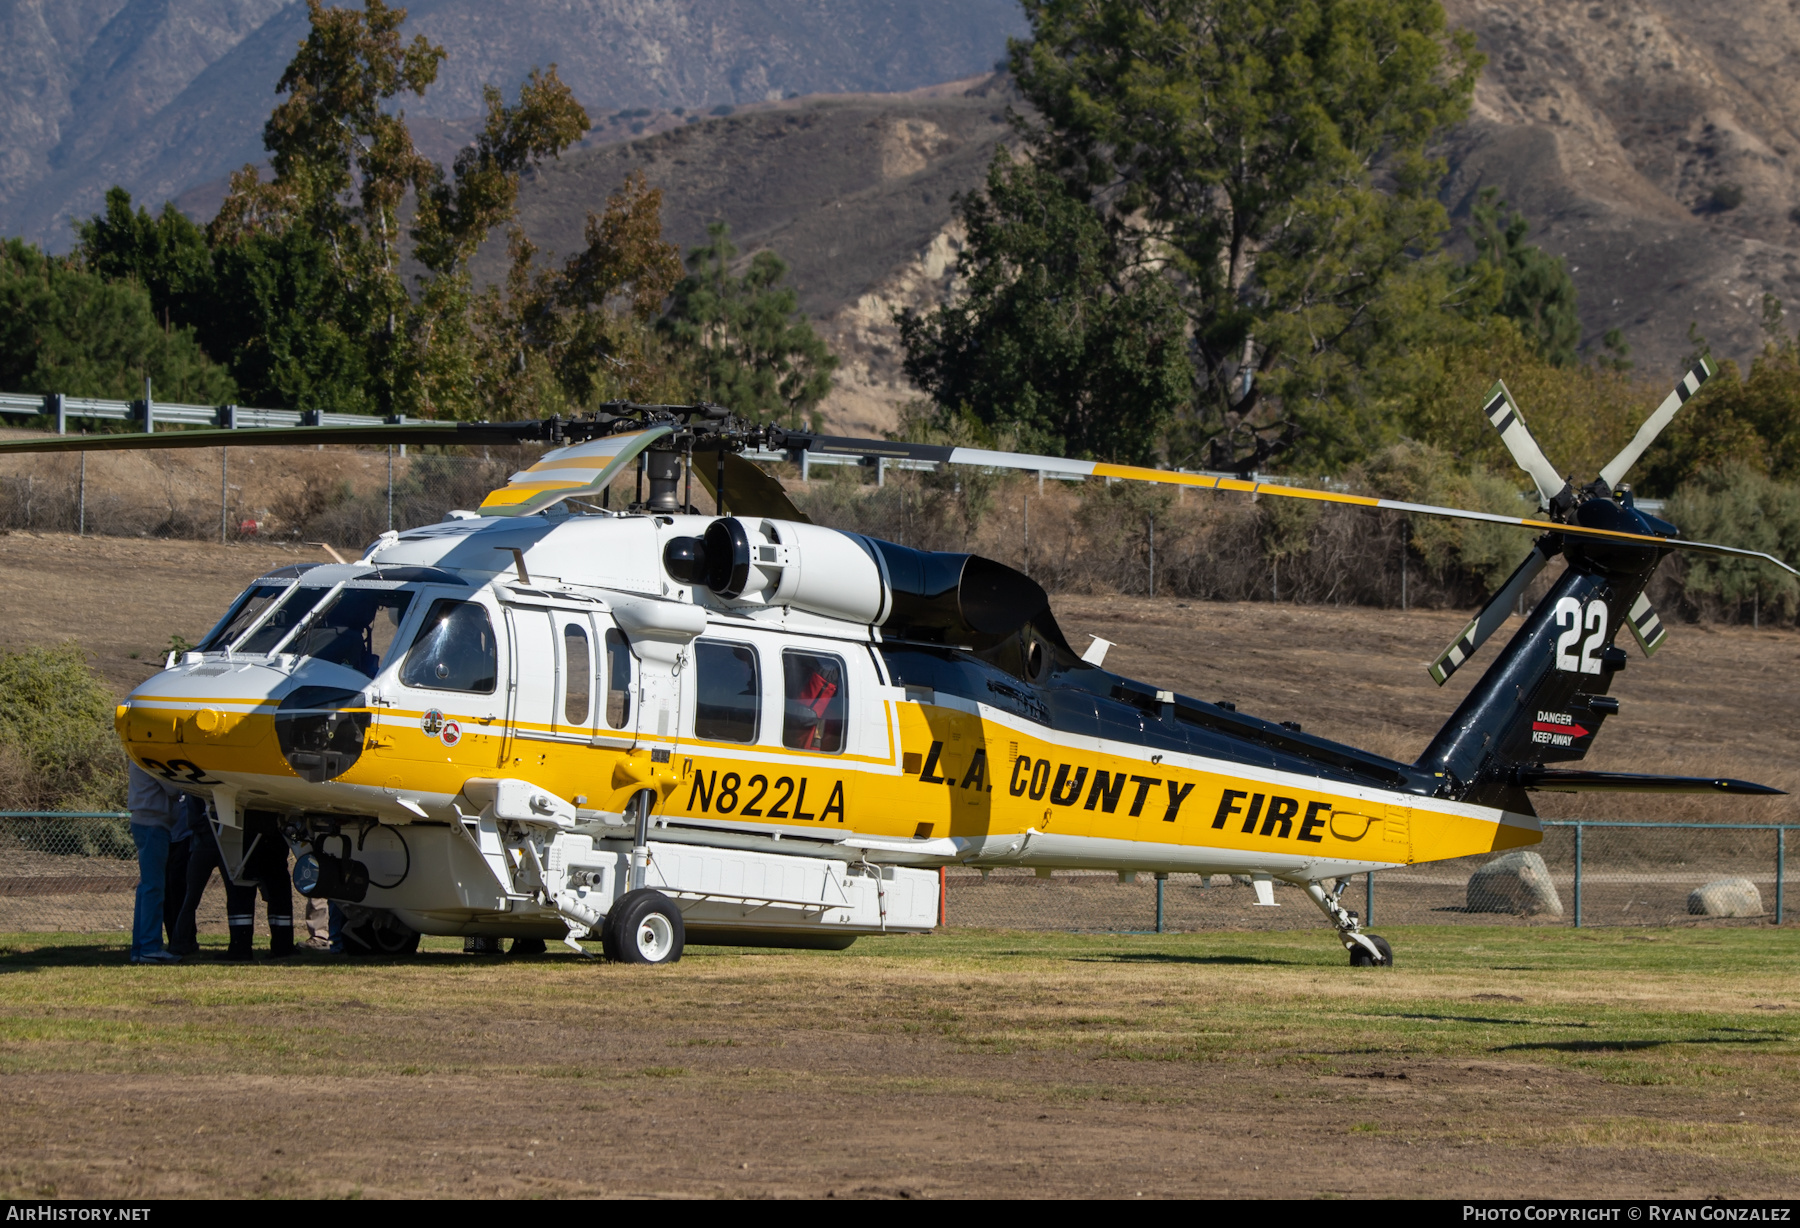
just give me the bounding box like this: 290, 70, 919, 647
173, 808, 295, 960
162, 793, 198, 951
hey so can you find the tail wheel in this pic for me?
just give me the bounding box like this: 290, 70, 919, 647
1349, 934, 1393, 967
605, 889, 686, 965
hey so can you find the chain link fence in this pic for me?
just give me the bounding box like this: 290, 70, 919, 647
2, 814, 1790, 937
0, 812, 240, 935
0, 447, 526, 548
948, 822, 1793, 932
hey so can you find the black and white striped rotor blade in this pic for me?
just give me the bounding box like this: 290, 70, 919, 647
1481, 380, 1570, 511
1597, 357, 1717, 490
1427, 542, 1554, 686
1623, 591, 1668, 657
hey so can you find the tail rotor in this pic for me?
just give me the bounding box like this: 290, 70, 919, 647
1425, 360, 1716, 686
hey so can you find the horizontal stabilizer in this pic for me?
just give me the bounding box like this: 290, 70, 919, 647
1514, 768, 1783, 795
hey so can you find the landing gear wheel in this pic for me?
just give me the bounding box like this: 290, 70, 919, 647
341, 917, 421, 957
1349, 934, 1393, 967
604, 889, 685, 965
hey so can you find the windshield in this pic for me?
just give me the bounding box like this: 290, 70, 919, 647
284, 589, 416, 677
200, 584, 290, 651
199, 584, 417, 676
231, 585, 321, 655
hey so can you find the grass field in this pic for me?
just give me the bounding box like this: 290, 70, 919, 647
0, 927, 1795, 1199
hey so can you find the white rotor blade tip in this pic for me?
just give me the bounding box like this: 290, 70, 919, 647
1598, 357, 1717, 490
1483, 379, 1568, 509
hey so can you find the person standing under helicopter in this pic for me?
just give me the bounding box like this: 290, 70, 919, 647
126, 762, 183, 965
172, 805, 295, 960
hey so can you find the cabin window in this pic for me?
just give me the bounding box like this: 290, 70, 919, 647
694, 640, 759, 743
603, 629, 632, 729
563, 622, 591, 727
400, 599, 498, 693
782, 650, 846, 752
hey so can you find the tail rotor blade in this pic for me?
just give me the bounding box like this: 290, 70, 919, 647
1482, 380, 1571, 511
1428, 543, 1553, 685
1597, 357, 1717, 490
1623, 592, 1668, 657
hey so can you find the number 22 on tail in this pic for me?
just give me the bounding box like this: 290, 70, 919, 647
1553, 597, 1607, 674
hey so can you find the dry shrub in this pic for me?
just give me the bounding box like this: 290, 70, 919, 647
0, 643, 128, 814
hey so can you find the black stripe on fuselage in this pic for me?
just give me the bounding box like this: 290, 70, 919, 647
877, 643, 1432, 794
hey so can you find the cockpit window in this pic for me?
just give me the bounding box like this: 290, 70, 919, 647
400, 599, 498, 693
283, 589, 416, 678
200, 584, 290, 651
232, 585, 323, 655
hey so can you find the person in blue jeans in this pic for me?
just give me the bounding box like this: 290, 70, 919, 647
127, 762, 184, 965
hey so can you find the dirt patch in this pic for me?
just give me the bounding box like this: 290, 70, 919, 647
0, 533, 312, 696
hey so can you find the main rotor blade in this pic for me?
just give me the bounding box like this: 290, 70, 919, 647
0, 422, 539, 453
692, 450, 812, 523
1481, 380, 1570, 510
784, 433, 1800, 575
1427, 542, 1553, 686
1597, 357, 1717, 490
476, 427, 672, 517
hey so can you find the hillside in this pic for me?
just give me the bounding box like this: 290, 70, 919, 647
0, 0, 1026, 252
466, 80, 1013, 434
1439, 0, 1800, 375
17, 0, 1800, 426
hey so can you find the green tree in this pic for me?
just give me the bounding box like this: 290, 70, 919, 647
1466, 188, 1580, 366
203, 228, 374, 412
212, 0, 587, 417
73, 187, 212, 327
0, 239, 234, 403
1634, 303, 1800, 494
1665, 466, 1800, 619
76, 187, 368, 410
474, 171, 688, 417
0, 644, 129, 814
898, 150, 1189, 462
661, 222, 838, 429
1011, 0, 1482, 469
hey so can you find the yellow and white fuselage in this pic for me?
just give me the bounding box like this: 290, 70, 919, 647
118, 509, 1537, 950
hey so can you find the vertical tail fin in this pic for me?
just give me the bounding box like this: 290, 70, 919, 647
1416, 553, 1645, 806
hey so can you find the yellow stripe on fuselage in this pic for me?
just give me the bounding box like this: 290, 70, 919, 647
118, 695, 1536, 868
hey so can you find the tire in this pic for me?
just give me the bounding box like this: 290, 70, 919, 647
605, 889, 685, 965
1349, 934, 1393, 967
342, 916, 421, 957
509, 937, 548, 955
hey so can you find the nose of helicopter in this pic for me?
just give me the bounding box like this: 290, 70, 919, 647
118, 658, 373, 785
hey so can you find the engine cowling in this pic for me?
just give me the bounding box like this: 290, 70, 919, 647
663, 518, 1053, 647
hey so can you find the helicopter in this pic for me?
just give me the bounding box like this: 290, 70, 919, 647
2, 358, 1790, 965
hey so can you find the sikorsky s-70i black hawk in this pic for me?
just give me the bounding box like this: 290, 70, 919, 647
5, 358, 1786, 964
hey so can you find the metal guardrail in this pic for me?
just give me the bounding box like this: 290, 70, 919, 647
0, 391, 404, 433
